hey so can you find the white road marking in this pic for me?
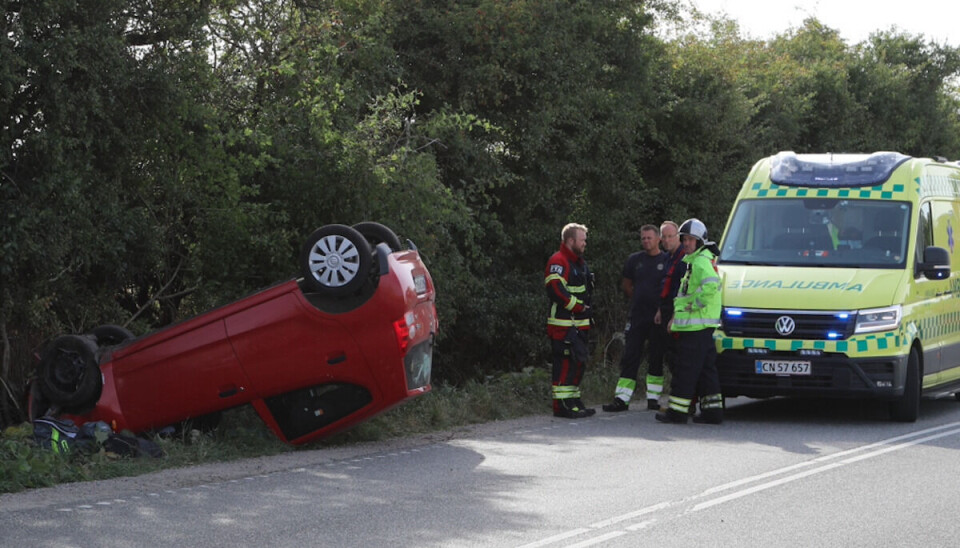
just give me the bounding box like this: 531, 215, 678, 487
522, 421, 960, 547
565, 531, 627, 547
587, 501, 672, 528
44, 442, 446, 513
692, 425, 960, 511
701, 421, 960, 496
516, 528, 591, 548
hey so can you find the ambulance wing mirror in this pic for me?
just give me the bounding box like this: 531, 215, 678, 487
918, 246, 950, 280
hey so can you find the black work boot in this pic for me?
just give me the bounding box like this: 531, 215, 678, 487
692, 408, 723, 424
655, 408, 689, 424
602, 398, 629, 412
554, 400, 596, 419
646, 399, 660, 411
574, 398, 596, 417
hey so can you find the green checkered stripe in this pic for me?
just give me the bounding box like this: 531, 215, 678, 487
916, 309, 960, 340
743, 181, 911, 200
743, 174, 960, 201
918, 175, 960, 199
715, 318, 960, 357
717, 330, 903, 356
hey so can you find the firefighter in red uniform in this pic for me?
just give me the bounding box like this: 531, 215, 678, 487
544, 223, 596, 418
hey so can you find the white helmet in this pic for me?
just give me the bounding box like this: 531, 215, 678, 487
679, 218, 709, 243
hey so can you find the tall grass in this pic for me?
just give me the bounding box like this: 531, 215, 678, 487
0, 350, 627, 494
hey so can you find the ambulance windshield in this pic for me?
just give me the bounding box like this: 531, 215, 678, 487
719, 199, 911, 268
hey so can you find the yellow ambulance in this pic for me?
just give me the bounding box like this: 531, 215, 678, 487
716, 151, 960, 421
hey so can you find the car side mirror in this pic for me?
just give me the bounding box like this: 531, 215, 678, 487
918, 246, 950, 280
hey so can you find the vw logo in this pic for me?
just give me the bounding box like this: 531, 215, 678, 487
775, 316, 796, 336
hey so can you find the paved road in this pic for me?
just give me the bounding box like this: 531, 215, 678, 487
2, 396, 960, 547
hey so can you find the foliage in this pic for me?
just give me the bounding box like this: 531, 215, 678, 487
3, 0, 960, 429
387, 0, 668, 369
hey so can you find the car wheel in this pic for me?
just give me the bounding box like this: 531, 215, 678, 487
37, 335, 102, 408
26, 380, 51, 421
91, 324, 135, 347
353, 221, 403, 252
299, 224, 372, 295
890, 347, 920, 422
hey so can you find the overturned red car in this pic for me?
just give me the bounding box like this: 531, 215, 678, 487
29, 222, 437, 445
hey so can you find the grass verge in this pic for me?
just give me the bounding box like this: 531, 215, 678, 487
0, 357, 622, 495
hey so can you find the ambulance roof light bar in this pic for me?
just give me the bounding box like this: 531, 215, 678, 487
769, 151, 911, 188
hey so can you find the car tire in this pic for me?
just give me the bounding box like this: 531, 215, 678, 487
300, 224, 372, 295
37, 335, 102, 409
26, 380, 51, 421
91, 324, 135, 347
352, 221, 403, 252
890, 347, 920, 422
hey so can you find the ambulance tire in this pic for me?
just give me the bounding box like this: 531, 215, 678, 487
889, 348, 920, 422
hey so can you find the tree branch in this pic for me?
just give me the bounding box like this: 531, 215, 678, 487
125, 257, 184, 326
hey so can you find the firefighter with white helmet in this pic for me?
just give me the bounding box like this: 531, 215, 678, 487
656, 218, 725, 424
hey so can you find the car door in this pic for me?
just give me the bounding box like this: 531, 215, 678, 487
111, 318, 251, 430
223, 286, 371, 398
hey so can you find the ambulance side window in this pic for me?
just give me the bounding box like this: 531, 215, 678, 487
914, 202, 933, 277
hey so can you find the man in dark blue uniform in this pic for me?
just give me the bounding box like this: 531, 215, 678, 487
603, 224, 669, 412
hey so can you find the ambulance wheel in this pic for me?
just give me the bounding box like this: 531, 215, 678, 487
889, 348, 919, 422
37, 335, 102, 409
352, 222, 403, 252
300, 224, 372, 296
91, 324, 135, 347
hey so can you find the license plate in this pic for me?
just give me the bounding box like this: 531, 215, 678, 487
755, 360, 811, 375
414, 274, 428, 295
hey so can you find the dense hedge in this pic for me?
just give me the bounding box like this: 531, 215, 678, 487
2, 1, 959, 426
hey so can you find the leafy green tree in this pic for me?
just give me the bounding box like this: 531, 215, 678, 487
201, 0, 503, 354
0, 0, 231, 423
387, 0, 669, 373
4, 1, 960, 429
851, 31, 960, 157
642, 17, 759, 234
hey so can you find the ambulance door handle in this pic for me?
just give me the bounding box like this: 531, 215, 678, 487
937, 290, 953, 297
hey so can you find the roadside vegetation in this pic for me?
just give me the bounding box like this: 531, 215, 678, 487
1, 355, 622, 494
3, 1, 960, 491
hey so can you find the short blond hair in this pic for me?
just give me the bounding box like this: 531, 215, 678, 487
561, 223, 588, 242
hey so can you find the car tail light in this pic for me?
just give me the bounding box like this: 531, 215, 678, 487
393, 312, 415, 354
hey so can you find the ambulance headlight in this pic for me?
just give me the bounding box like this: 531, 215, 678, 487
854, 305, 901, 334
